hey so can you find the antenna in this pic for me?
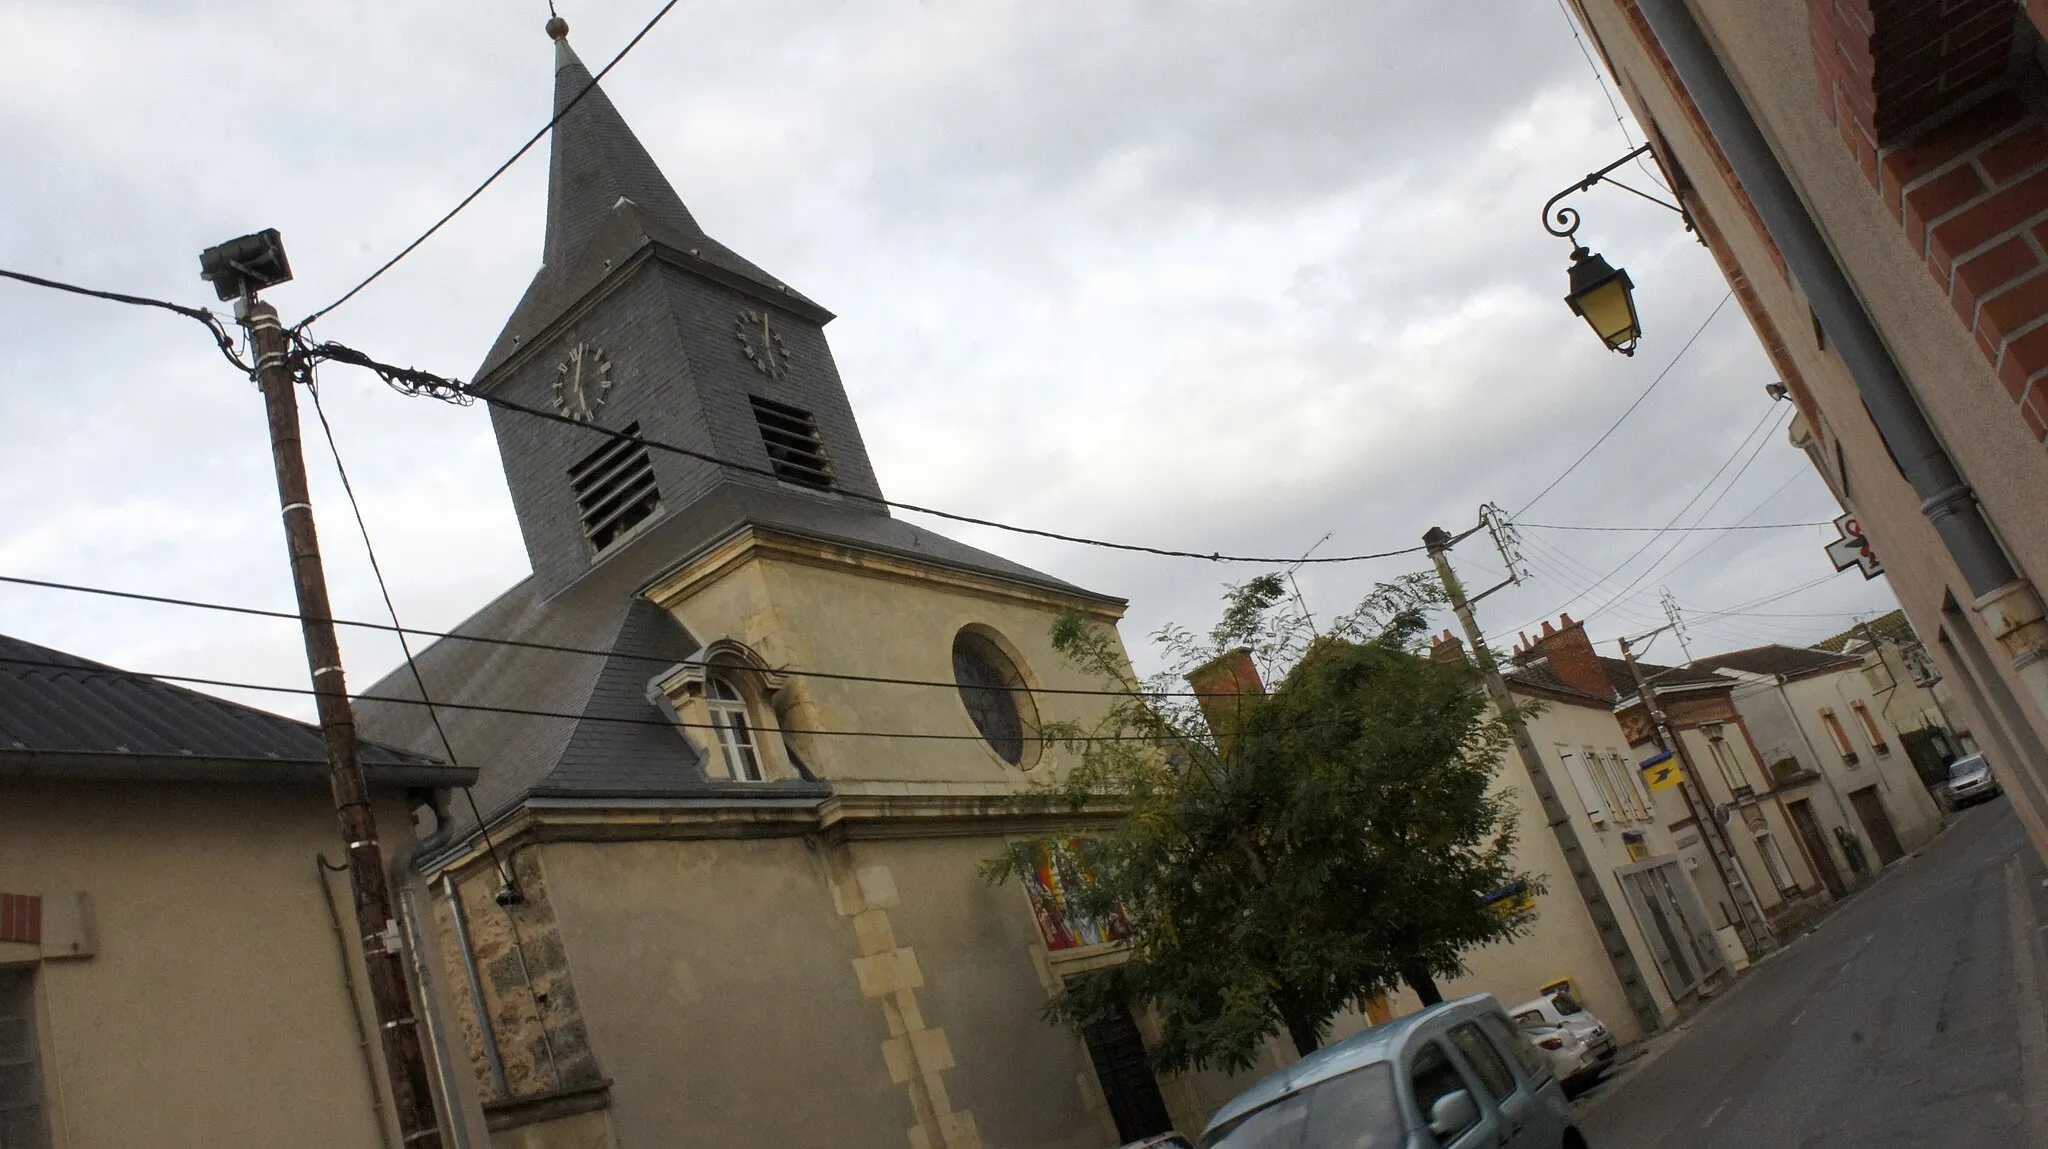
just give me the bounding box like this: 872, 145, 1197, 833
1286, 533, 1334, 636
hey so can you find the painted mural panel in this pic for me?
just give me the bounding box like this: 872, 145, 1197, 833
1020, 839, 1131, 951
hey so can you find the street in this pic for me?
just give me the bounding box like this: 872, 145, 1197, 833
1579, 799, 2048, 1147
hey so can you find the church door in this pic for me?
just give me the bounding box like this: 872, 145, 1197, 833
1083, 1006, 1173, 1142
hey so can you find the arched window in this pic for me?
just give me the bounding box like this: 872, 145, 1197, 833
707, 675, 762, 781
953, 631, 1034, 766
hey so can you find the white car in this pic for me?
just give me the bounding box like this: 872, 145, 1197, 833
1511, 991, 1616, 1090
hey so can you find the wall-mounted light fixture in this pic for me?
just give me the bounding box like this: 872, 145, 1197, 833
1541, 143, 1696, 356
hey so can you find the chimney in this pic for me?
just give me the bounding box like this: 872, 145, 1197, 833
1430, 630, 1467, 665
1519, 613, 1614, 699
1186, 647, 1266, 753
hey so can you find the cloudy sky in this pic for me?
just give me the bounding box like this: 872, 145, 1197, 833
0, 0, 1901, 723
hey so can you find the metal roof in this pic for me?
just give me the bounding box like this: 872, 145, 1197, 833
0, 632, 469, 788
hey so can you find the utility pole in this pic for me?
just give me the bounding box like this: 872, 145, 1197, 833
1424, 525, 1663, 1036
1618, 635, 1773, 959
1659, 587, 1694, 663
205, 231, 444, 1148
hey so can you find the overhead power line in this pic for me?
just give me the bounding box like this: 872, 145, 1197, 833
0, 653, 1166, 743
0, 267, 249, 374
302, 338, 1426, 565
0, 571, 1225, 699
297, 0, 684, 328
1518, 519, 1828, 533
1515, 291, 1732, 518
0, 265, 1423, 568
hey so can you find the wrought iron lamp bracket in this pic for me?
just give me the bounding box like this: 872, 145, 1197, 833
1542, 143, 1697, 245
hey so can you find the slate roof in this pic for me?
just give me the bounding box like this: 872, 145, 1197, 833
1691, 643, 1863, 681
0, 632, 468, 788
1816, 609, 1916, 653
1599, 655, 1729, 704
354, 482, 1112, 830
1501, 658, 1617, 705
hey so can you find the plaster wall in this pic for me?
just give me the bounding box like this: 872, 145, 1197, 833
1387, 694, 1684, 1043
0, 781, 412, 1149
1778, 672, 1943, 851
534, 836, 904, 1149
648, 537, 1127, 786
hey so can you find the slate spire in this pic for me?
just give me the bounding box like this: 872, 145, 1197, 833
542, 21, 706, 274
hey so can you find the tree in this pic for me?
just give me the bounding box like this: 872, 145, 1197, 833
983, 573, 1541, 1073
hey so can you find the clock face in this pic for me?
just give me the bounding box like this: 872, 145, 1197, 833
553, 340, 613, 423
734, 309, 791, 378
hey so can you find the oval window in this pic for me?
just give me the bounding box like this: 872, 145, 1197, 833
952, 630, 1034, 766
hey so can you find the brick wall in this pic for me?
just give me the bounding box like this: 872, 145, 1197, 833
1810, 2, 2048, 442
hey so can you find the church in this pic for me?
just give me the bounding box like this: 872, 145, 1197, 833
356, 21, 1258, 1149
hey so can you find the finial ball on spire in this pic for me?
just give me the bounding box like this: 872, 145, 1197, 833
546, 16, 570, 40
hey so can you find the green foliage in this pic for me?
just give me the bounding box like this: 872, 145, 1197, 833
983, 573, 1542, 1073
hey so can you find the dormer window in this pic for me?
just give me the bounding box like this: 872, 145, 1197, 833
707, 675, 763, 781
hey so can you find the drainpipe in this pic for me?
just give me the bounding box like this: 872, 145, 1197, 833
389, 794, 478, 1149
444, 872, 511, 1099
1632, 0, 2048, 722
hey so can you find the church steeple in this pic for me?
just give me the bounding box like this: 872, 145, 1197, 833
476, 19, 891, 595
541, 24, 705, 277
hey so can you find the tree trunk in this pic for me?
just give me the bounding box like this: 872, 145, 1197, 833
1281, 1008, 1323, 1058
1402, 962, 1444, 1007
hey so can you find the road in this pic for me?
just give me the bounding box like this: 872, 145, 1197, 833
1578, 798, 2048, 1148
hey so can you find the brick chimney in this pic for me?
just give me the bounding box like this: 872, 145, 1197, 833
1186, 647, 1266, 752
1430, 630, 1467, 665
1514, 613, 1614, 699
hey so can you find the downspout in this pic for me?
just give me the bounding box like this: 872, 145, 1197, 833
389, 793, 477, 1149
444, 872, 511, 1099
1632, 0, 2048, 718
317, 855, 395, 1149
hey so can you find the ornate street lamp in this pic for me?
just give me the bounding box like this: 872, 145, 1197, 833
1541, 143, 1694, 355
1564, 245, 1640, 356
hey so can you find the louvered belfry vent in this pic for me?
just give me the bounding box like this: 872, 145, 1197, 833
750, 396, 835, 490
568, 422, 662, 553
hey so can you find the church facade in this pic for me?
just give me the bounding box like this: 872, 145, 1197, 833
356, 25, 1259, 1149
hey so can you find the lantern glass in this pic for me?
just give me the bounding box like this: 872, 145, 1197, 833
1564, 247, 1640, 355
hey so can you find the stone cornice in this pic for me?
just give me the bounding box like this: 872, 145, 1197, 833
423, 787, 1123, 882
642, 523, 1127, 618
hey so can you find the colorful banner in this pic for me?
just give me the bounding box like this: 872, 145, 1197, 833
1021, 839, 1131, 951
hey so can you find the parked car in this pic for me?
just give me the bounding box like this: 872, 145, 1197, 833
1196, 994, 1585, 1148
1510, 992, 1616, 1090
1945, 753, 2003, 807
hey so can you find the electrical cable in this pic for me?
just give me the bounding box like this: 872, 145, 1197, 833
1514, 291, 1732, 517
0, 570, 1225, 700
1579, 403, 1792, 623
1504, 398, 1781, 633
298, 337, 1427, 566
0, 267, 250, 374
296, 0, 684, 328
0, 653, 1180, 742
304, 353, 520, 889
0, 264, 1424, 568
1551, 0, 1671, 194
1518, 519, 1829, 532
